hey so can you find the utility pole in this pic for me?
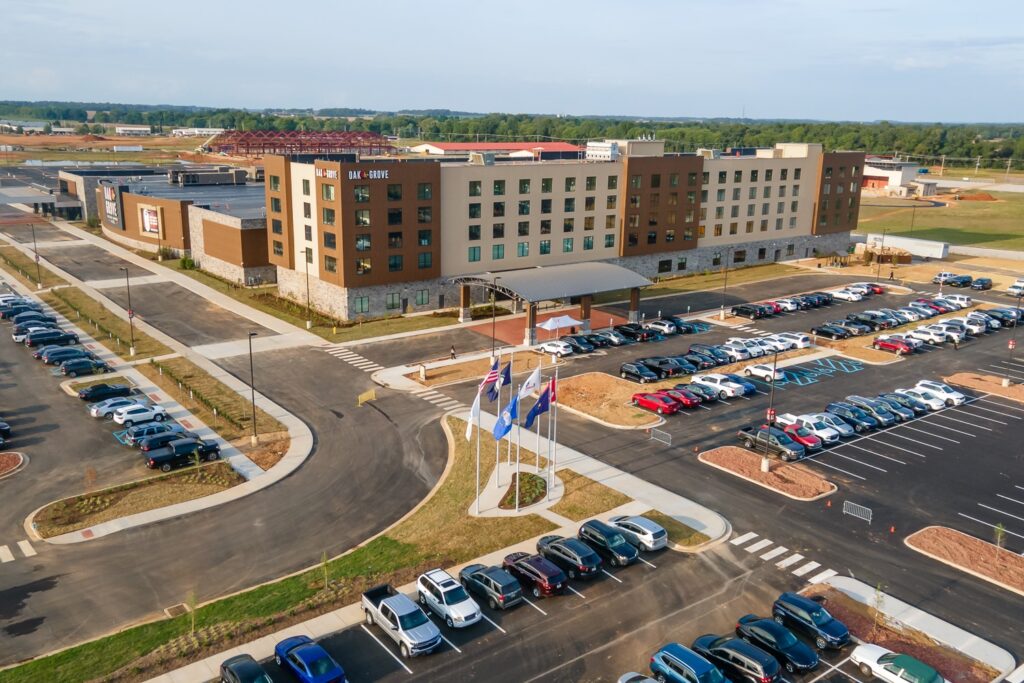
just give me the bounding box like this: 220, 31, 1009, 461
974, 156, 981, 178
119, 267, 136, 356
939, 154, 945, 176
1007, 158, 1013, 182
762, 349, 780, 472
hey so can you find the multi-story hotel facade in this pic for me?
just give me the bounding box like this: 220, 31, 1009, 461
265, 141, 863, 321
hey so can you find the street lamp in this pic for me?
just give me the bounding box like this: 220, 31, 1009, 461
30, 223, 42, 289
762, 349, 780, 472
247, 331, 259, 446
1004, 291, 1023, 388
875, 229, 888, 281
490, 275, 502, 360
304, 247, 312, 330
119, 267, 136, 356
717, 247, 732, 320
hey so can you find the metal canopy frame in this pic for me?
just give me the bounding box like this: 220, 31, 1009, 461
449, 262, 652, 303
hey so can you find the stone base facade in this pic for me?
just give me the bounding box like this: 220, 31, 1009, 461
194, 255, 277, 287
101, 225, 185, 257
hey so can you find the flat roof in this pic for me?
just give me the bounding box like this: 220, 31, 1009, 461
450, 262, 651, 302
416, 142, 581, 152
125, 182, 266, 219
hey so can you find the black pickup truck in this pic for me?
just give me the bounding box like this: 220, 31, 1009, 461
143, 438, 221, 472
736, 426, 806, 461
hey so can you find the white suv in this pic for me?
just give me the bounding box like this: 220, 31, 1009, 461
914, 380, 966, 406
113, 403, 168, 427
417, 569, 481, 629
726, 338, 765, 358
539, 340, 573, 357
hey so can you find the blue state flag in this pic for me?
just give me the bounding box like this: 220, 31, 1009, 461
487, 361, 511, 402
492, 394, 519, 441
523, 387, 551, 430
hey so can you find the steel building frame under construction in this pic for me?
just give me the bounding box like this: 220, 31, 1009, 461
207, 130, 393, 157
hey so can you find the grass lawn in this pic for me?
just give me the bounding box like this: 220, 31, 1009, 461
136, 356, 284, 442
642, 510, 712, 547
40, 287, 172, 359
594, 262, 804, 304
2, 416, 556, 683
856, 191, 1024, 250
550, 470, 631, 521
0, 245, 67, 289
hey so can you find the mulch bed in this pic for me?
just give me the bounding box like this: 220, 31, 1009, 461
0, 452, 24, 477
906, 526, 1024, 594
699, 446, 834, 499
946, 372, 1024, 403
499, 472, 547, 509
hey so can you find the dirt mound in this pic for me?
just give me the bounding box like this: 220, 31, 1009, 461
958, 192, 996, 201
80, 133, 107, 142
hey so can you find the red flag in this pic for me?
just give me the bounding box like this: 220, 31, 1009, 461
548, 375, 557, 403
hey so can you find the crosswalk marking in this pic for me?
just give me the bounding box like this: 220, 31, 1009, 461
731, 531, 758, 546
17, 540, 36, 557
792, 561, 821, 577
0, 545, 13, 563
760, 546, 788, 561
776, 553, 804, 568
745, 539, 773, 553
808, 569, 838, 584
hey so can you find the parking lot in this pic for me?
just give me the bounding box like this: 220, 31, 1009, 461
36, 243, 152, 281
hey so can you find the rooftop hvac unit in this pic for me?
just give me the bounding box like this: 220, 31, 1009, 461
468, 152, 495, 166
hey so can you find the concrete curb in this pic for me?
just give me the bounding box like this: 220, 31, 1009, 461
698, 451, 837, 502
904, 526, 1024, 598
945, 375, 1024, 404
556, 394, 664, 431
0, 452, 27, 481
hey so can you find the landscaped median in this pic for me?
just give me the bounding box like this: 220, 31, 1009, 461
407, 352, 561, 388
698, 446, 836, 500
0, 244, 68, 289
905, 526, 1024, 597
642, 509, 712, 548
945, 372, 1024, 403
0, 451, 26, 480
549, 470, 632, 521
40, 286, 172, 359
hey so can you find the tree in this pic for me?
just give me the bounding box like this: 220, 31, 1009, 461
994, 523, 1006, 551
870, 582, 887, 640
42, 123, 52, 134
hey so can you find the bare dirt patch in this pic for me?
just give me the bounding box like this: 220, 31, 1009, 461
558, 372, 662, 428
0, 452, 25, 478
232, 431, 290, 470
549, 470, 631, 521
957, 192, 997, 201
945, 372, 1024, 403
408, 353, 560, 387
699, 446, 835, 500
642, 509, 712, 548
906, 526, 1024, 595
802, 584, 998, 683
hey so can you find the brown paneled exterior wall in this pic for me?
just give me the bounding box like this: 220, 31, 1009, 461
119, 193, 191, 250
314, 159, 441, 288
812, 151, 866, 235
264, 154, 294, 268
619, 155, 704, 257
202, 218, 269, 266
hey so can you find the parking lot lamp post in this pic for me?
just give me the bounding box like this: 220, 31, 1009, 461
875, 229, 888, 281
248, 331, 259, 446
119, 267, 136, 356
490, 275, 502, 360
1005, 291, 1023, 387
763, 349, 780, 472
304, 247, 312, 330
30, 223, 42, 289
717, 248, 731, 320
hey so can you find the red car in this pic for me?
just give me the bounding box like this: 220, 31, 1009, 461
872, 338, 913, 354
631, 392, 680, 415
763, 422, 823, 451
913, 298, 948, 313
656, 389, 700, 409
761, 301, 783, 314
865, 283, 886, 294
502, 552, 566, 598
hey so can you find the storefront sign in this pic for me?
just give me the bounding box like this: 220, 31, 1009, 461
348, 169, 389, 180
140, 207, 161, 235
315, 167, 339, 179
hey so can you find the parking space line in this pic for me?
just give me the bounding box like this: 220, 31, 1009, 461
928, 412, 992, 431
520, 596, 547, 615
915, 415, 977, 436
792, 560, 821, 576
979, 397, 1024, 412
958, 513, 1024, 540
437, 631, 463, 653
885, 431, 942, 450
900, 424, 959, 443
841, 442, 908, 464
802, 457, 867, 480
807, 655, 861, 683
567, 585, 586, 599
480, 613, 507, 634
601, 569, 623, 583
745, 539, 774, 553
997, 494, 1024, 507
962, 403, 1021, 420
776, 553, 804, 568
978, 503, 1024, 524
808, 568, 838, 584
637, 556, 657, 569
730, 531, 758, 545
16, 540, 36, 557
829, 450, 888, 471
0, 546, 13, 563
989, 364, 1024, 379
760, 546, 788, 561
359, 625, 414, 675
952, 408, 1007, 425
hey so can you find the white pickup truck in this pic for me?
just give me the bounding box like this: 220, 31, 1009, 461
775, 413, 841, 444
362, 584, 442, 658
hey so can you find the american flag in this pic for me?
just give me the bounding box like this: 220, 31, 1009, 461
479, 359, 499, 394
548, 375, 557, 403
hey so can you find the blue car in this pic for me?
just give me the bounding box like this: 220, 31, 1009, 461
274, 635, 346, 683
722, 373, 758, 395
771, 592, 850, 650
651, 642, 725, 683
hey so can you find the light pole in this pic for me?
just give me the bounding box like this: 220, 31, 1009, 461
1004, 291, 1023, 387
762, 349, 780, 472
875, 229, 888, 281
303, 247, 312, 329
30, 223, 42, 289
717, 247, 732, 320
119, 267, 136, 356
490, 275, 502, 360
247, 331, 259, 446
909, 204, 917, 233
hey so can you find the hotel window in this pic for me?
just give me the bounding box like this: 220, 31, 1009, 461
416, 289, 429, 306
417, 183, 432, 200
794, 168, 802, 180
355, 257, 371, 275
385, 293, 400, 310
272, 240, 283, 256
792, 185, 799, 197
761, 203, 770, 216
819, 215, 828, 227
849, 196, 856, 208
648, 212, 658, 227
647, 231, 657, 244
791, 201, 799, 212
469, 203, 481, 219
493, 179, 505, 196
519, 178, 531, 194
677, 257, 687, 271
492, 244, 504, 260
823, 183, 831, 194
467, 246, 481, 262
269, 175, 280, 191
605, 215, 616, 229
270, 197, 281, 212
745, 221, 753, 233
607, 175, 618, 190
517, 242, 529, 257
322, 207, 336, 225
321, 184, 335, 201
733, 250, 746, 264
712, 254, 722, 267
469, 180, 481, 197
271, 219, 282, 234
565, 177, 576, 192
780, 168, 788, 181
778, 186, 786, 197
583, 236, 594, 250
540, 219, 551, 234
585, 176, 597, 191
324, 255, 337, 273
789, 216, 797, 228
630, 175, 642, 189
387, 208, 402, 226
629, 195, 640, 208
733, 170, 742, 183
518, 200, 530, 215
684, 209, 693, 222
657, 259, 671, 273
850, 181, 858, 193
518, 221, 530, 236
650, 193, 660, 209
387, 232, 402, 248
837, 183, 844, 194
701, 189, 708, 202
304, 225, 312, 241
542, 178, 553, 193
730, 205, 739, 218
688, 172, 698, 186
824, 167, 833, 179
468, 225, 481, 240
584, 196, 595, 211
417, 207, 432, 223
628, 232, 638, 246
750, 170, 759, 182
651, 174, 661, 188
760, 219, 768, 231
732, 188, 741, 201
786, 243, 795, 256
562, 237, 574, 252
352, 296, 369, 314
729, 222, 738, 235
492, 223, 505, 239
353, 209, 368, 226
492, 202, 504, 218
584, 216, 595, 230
355, 234, 371, 251
713, 224, 723, 236
418, 229, 432, 246
354, 185, 370, 202
714, 207, 724, 219
564, 198, 575, 212
698, 225, 706, 238
763, 186, 771, 198
303, 202, 311, 219
765, 169, 773, 181
541, 198, 552, 214
323, 231, 337, 249
604, 233, 615, 248
700, 207, 707, 220
387, 183, 402, 201
540, 240, 551, 255
718, 171, 727, 183
671, 173, 681, 187
628, 214, 640, 228
301, 179, 310, 195
665, 229, 675, 243
758, 247, 767, 260
775, 218, 783, 230
671, 193, 680, 206
746, 204, 755, 217
563, 218, 575, 232
716, 189, 726, 201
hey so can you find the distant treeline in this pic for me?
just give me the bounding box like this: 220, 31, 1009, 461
1, 101, 1021, 165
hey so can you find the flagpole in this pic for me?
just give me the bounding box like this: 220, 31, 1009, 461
494, 350, 501, 486
546, 379, 553, 501
535, 361, 543, 469
506, 350, 515, 465
474, 395, 481, 515
552, 365, 559, 500
515, 383, 522, 512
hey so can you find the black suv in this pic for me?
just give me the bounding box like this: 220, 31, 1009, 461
731, 304, 763, 320
40, 347, 93, 365
772, 592, 850, 650
619, 362, 659, 384
636, 357, 685, 379
144, 438, 221, 472
60, 358, 110, 377
689, 344, 730, 364
615, 324, 655, 342
458, 563, 523, 610
77, 383, 132, 401
11, 311, 57, 326
139, 429, 199, 451
24, 328, 79, 348
736, 614, 819, 675
559, 335, 595, 353
825, 401, 878, 432
577, 519, 638, 567
692, 635, 782, 683
536, 535, 602, 580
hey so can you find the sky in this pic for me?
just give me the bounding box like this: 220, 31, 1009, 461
2, 0, 1023, 122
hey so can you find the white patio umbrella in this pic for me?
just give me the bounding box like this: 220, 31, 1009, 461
537, 314, 582, 339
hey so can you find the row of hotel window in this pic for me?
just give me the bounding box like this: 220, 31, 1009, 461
269, 243, 433, 275
466, 236, 613, 261
349, 290, 431, 314
268, 176, 434, 203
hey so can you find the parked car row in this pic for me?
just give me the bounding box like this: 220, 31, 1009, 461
731, 291, 838, 319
